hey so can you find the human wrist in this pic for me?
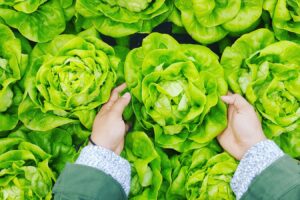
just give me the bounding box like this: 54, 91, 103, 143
89, 135, 119, 155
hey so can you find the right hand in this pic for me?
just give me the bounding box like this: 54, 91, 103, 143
217, 93, 266, 160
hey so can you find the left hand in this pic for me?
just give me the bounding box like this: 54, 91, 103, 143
90, 83, 131, 155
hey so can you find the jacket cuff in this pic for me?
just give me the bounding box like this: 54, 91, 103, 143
75, 145, 131, 195
230, 140, 284, 200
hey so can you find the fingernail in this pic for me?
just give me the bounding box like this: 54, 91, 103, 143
123, 92, 131, 99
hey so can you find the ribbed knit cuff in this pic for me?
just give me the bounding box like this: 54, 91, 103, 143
230, 140, 284, 200
75, 145, 131, 195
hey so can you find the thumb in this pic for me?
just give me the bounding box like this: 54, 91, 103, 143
111, 92, 131, 115
221, 94, 250, 111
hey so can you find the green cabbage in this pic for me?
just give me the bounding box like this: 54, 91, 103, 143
166, 148, 237, 200
0, 0, 74, 42
123, 131, 163, 200
0, 23, 29, 134
75, 0, 173, 37
221, 28, 300, 157
172, 0, 263, 44
264, 0, 300, 42
19, 29, 119, 131
124, 33, 227, 152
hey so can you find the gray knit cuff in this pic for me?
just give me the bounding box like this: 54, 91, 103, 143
230, 140, 284, 200
75, 145, 131, 195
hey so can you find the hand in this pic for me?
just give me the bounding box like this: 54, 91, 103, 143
90, 83, 131, 155
217, 93, 266, 160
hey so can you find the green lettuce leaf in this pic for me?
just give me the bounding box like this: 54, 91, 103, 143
19, 28, 119, 131
125, 33, 227, 152
166, 147, 237, 200
263, 0, 300, 42
0, 23, 29, 134
172, 0, 263, 44
0, 137, 55, 199
122, 131, 163, 200
0, 0, 74, 42
75, 0, 173, 37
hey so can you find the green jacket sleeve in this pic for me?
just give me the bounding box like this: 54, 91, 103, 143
242, 155, 300, 200
53, 163, 127, 200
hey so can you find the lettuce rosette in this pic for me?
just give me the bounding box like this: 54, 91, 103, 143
221, 28, 300, 156
19, 29, 119, 131
0, 23, 29, 134
123, 131, 163, 200
264, 0, 300, 42
0, 0, 74, 42
171, 0, 263, 44
75, 0, 173, 37
0, 137, 54, 199
0, 126, 77, 199
166, 148, 237, 200
125, 33, 227, 152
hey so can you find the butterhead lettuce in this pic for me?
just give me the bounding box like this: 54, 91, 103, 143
19, 29, 119, 131
123, 131, 163, 200
0, 23, 29, 134
125, 33, 227, 152
264, 0, 300, 42
221, 28, 300, 158
172, 0, 263, 44
0, 0, 74, 42
75, 0, 173, 37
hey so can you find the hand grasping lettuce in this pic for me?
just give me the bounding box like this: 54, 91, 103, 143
171, 0, 263, 44
0, 23, 29, 134
124, 33, 227, 152
19, 29, 119, 131
75, 0, 172, 37
0, 0, 74, 42
221, 28, 300, 158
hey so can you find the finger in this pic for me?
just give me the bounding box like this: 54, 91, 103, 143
221, 94, 250, 111
111, 92, 131, 115
103, 83, 127, 110
227, 103, 235, 121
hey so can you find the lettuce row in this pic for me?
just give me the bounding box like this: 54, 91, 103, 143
18, 28, 119, 131
125, 33, 227, 152
221, 28, 300, 158
75, 0, 173, 37
171, 0, 263, 44
0, 23, 29, 134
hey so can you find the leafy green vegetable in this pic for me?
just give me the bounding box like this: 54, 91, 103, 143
172, 0, 263, 44
221, 28, 300, 157
0, 137, 55, 199
264, 0, 300, 42
0, 23, 29, 134
19, 28, 119, 131
125, 33, 227, 152
75, 0, 173, 37
0, 0, 74, 42
123, 131, 163, 200
8, 125, 78, 173
166, 148, 237, 200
